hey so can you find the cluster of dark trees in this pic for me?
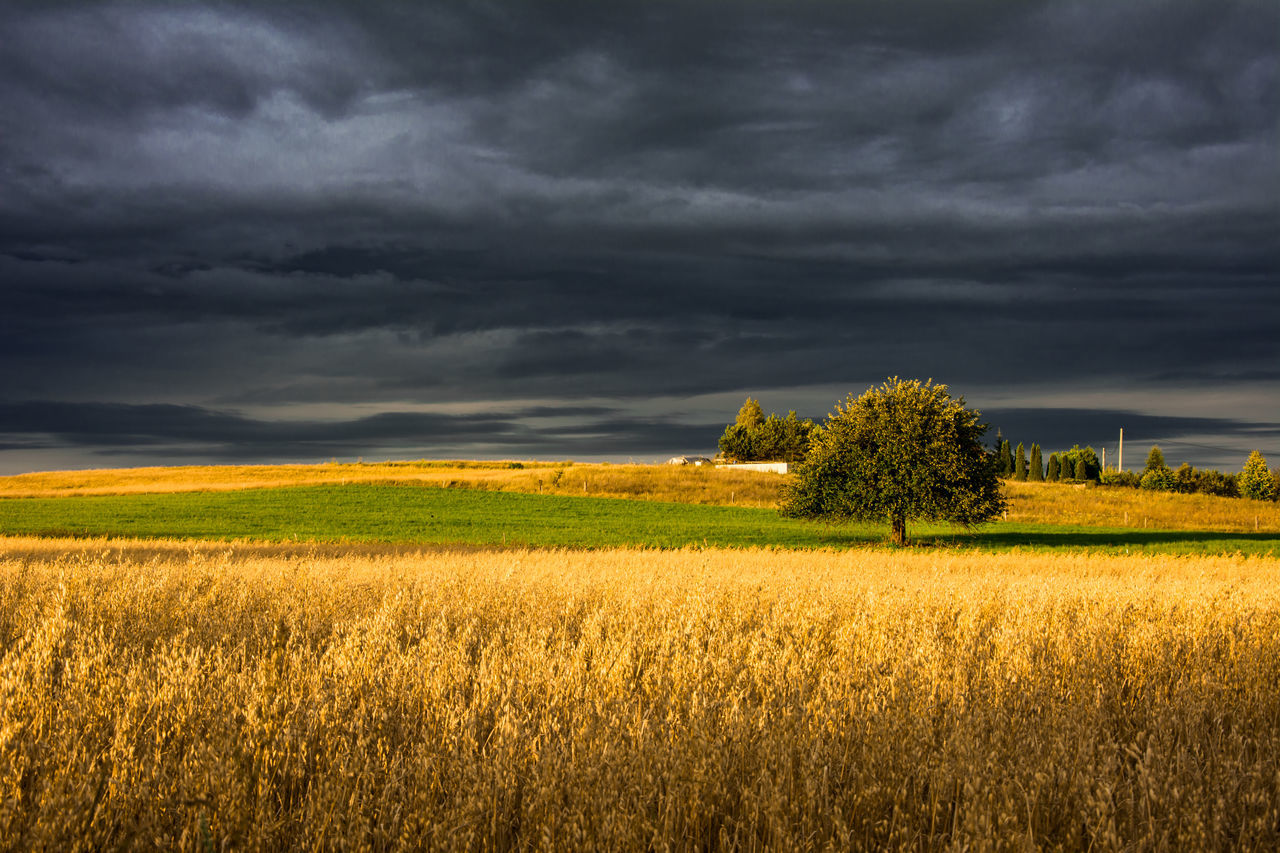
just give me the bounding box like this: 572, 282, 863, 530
717, 398, 817, 463
993, 436, 1101, 483
992, 435, 1279, 501
1116, 446, 1278, 500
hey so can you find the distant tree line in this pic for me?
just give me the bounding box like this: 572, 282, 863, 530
1116, 445, 1277, 500
991, 433, 1279, 501
716, 396, 1279, 510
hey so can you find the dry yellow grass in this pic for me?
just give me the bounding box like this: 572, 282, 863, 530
0, 461, 537, 497
0, 460, 787, 508
2, 538, 1277, 850
1004, 480, 1280, 532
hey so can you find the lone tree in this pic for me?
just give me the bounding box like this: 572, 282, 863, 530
1240, 450, 1276, 501
781, 377, 1005, 546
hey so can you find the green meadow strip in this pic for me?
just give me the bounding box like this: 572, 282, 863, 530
0, 483, 1276, 554
0, 484, 840, 548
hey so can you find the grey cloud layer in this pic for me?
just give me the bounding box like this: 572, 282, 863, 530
0, 1, 1276, 469
2, 398, 1273, 471
0, 401, 719, 462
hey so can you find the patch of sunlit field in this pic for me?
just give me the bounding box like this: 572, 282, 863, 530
1004, 480, 1280, 532
4, 462, 1276, 534
0, 461, 786, 508
3, 539, 1277, 850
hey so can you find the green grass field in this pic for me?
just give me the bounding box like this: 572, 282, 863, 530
1, 482, 1276, 554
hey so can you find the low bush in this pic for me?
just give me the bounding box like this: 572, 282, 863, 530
1141, 468, 1176, 492
1101, 471, 1141, 488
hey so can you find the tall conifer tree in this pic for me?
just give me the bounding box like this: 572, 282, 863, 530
1240, 450, 1277, 501
1014, 442, 1028, 481
736, 398, 765, 428
1029, 444, 1044, 481
998, 439, 1013, 477
1046, 453, 1060, 481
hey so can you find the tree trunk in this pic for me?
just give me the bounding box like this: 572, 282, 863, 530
890, 513, 907, 546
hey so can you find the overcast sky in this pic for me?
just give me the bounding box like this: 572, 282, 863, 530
1, 0, 1276, 474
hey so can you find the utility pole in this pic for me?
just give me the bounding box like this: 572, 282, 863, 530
1118, 428, 1124, 472
1102, 447, 1107, 472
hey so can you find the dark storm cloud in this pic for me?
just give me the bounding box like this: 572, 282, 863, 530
0, 0, 1275, 469
0, 400, 717, 462
0, 401, 518, 450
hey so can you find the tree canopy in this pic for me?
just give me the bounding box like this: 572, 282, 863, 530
718, 400, 816, 463
1140, 444, 1174, 491
734, 397, 765, 429
1239, 450, 1276, 501
780, 378, 1005, 545
1046, 453, 1061, 481
1058, 445, 1101, 482
996, 437, 1013, 477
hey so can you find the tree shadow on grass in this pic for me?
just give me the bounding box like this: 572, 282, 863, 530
910, 527, 1280, 554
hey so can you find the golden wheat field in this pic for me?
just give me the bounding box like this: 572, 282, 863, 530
2, 538, 1278, 850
